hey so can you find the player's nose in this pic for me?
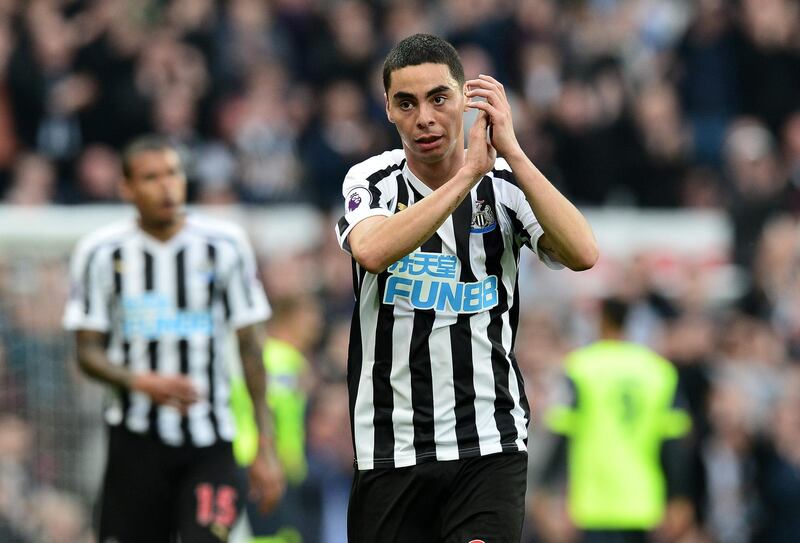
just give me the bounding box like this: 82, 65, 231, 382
416, 103, 435, 129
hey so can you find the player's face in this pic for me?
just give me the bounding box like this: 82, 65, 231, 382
122, 149, 186, 227
385, 63, 466, 165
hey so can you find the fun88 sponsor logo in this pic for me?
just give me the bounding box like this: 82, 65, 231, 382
382, 252, 498, 313
122, 294, 213, 339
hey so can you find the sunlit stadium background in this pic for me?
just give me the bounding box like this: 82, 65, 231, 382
1, 1, 799, 542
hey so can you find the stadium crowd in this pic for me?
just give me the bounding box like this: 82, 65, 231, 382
0, 0, 799, 542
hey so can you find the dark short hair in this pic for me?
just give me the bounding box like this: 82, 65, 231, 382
383, 33, 465, 93
601, 297, 629, 330
121, 135, 179, 180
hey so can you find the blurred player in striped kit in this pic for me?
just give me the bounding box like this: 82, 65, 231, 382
63, 136, 284, 542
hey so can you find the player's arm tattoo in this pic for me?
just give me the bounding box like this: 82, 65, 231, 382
237, 322, 274, 438
537, 233, 562, 264
75, 330, 134, 389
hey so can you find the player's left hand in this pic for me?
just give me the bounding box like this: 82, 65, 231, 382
465, 74, 521, 158
248, 437, 286, 514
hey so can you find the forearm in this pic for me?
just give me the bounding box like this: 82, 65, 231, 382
351, 168, 478, 273
504, 149, 598, 271
238, 324, 273, 439
75, 330, 134, 389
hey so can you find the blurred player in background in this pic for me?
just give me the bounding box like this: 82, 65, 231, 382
230, 293, 324, 542
533, 297, 694, 543
63, 136, 284, 543
335, 34, 598, 542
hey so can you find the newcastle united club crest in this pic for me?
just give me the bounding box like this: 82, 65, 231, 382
470, 199, 496, 234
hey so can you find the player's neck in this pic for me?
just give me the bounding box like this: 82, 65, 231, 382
138, 214, 187, 243
599, 325, 624, 341
404, 145, 466, 191
270, 325, 308, 353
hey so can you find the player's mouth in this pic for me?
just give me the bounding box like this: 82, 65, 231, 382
415, 134, 443, 151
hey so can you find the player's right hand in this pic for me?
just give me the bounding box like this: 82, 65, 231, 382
248, 436, 286, 514
131, 373, 199, 415
463, 109, 496, 183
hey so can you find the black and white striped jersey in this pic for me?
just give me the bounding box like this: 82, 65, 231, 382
336, 150, 563, 470
63, 214, 271, 447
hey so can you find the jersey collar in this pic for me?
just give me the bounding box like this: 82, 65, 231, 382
402, 162, 434, 197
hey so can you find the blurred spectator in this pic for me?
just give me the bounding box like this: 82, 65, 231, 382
0, 18, 18, 194
381, 1, 434, 48
315, 317, 350, 384
0, 414, 34, 543
627, 82, 690, 207
444, 0, 515, 82
313, 0, 379, 85
0, 338, 24, 415
213, 0, 294, 93
724, 118, 796, 269
68, 144, 120, 203
615, 254, 677, 348
782, 110, 800, 199
743, 214, 800, 358
165, 0, 216, 65
520, 43, 562, 114
680, 166, 724, 209
701, 376, 757, 543
736, 0, 800, 134
8, 3, 95, 168
223, 61, 303, 203
305, 382, 351, 543
752, 369, 800, 543
301, 79, 384, 210
29, 488, 91, 543
68, 1, 149, 148
4, 152, 56, 205
546, 77, 623, 205
674, 0, 739, 166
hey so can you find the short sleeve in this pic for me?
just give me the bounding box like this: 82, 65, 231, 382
524, 210, 564, 270
494, 165, 564, 270
62, 240, 112, 332
222, 230, 272, 330
544, 374, 578, 435
335, 162, 395, 254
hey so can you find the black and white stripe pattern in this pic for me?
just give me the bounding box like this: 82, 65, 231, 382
64, 215, 271, 447
337, 150, 562, 469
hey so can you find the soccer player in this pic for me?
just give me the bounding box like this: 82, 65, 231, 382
63, 136, 284, 543
230, 294, 323, 541
335, 34, 598, 542
537, 297, 693, 543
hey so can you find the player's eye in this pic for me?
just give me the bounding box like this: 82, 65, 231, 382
399, 101, 413, 111
433, 95, 446, 105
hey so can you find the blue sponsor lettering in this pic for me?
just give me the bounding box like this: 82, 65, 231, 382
483, 276, 498, 308
122, 294, 213, 339
388, 253, 458, 279
384, 252, 498, 313
384, 275, 498, 313
436, 281, 464, 312
384, 276, 413, 303
462, 282, 483, 312
410, 281, 439, 310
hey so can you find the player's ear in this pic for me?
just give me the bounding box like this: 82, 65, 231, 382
463, 84, 470, 112
118, 177, 133, 202
385, 93, 395, 124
